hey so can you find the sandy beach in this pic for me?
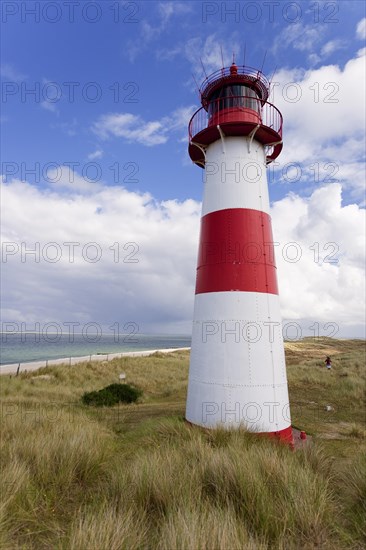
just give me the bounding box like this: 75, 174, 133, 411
0, 347, 191, 376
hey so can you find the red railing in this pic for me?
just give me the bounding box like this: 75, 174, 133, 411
189, 96, 283, 142
200, 65, 270, 102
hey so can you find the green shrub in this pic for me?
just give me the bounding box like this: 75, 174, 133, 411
82, 383, 142, 407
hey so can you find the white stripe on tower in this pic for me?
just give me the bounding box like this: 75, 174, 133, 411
186, 292, 290, 433
201, 137, 270, 216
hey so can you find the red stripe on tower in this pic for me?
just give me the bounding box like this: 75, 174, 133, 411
196, 208, 278, 295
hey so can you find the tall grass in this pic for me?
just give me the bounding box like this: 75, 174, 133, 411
0, 339, 365, 549
0, 406, 115, 549
69, 505, 149, 550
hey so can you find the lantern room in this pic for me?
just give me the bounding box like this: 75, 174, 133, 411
188, 63, 283, 167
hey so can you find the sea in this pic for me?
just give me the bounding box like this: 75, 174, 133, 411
0, 333, 191, 366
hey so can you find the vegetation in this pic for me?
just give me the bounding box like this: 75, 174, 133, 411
0, 338, 365, 549
82, 383, 142, 407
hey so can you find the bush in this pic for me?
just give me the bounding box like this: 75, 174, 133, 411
82, 383, 142, 407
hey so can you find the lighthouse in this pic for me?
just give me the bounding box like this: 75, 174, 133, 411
186, 61, 293, 445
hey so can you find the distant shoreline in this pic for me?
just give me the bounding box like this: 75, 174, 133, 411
0, 348, 191, 376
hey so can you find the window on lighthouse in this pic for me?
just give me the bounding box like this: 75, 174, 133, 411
208, 85, 260, 118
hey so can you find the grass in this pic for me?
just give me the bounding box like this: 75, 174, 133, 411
0, 339, 365, 549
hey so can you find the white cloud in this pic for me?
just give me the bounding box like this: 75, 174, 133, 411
92, 106, 196, 146
158, 1, 192, 24
184, 34, 241, 78
356, 17, 366, 40
320, 39, 346, 57
52, 118, 78, 137
40, 100, 59, 114
272, 23, 347, 67
307, 53, 321, 66
273, 23, 325, 54
156, 34, 246, 89
46, 165, 102, 193
126, 1, 192, 62
1, 175, 364, 336
92, 113, 167, 145
87, 149, 103, 160
269, 50, 366, 199
165, 105, 197, 131
142, 0, 191, 39
40, 78, 61, 114
1, 175, 201, 332
0, 63, 26, 81
272, 183, 365, 335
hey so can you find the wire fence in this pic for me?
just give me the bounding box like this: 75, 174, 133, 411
1, 348, 191, 376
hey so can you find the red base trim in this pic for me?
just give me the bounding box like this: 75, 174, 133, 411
262, 425, 294, 449
195, 208, 278, 295
185, 420, 295, 449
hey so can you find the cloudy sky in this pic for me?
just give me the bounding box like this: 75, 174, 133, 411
1, 1, 365, 338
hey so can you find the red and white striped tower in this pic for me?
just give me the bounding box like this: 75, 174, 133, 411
186, 62, 293, 445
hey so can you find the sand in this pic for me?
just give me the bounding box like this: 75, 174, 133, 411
0, 348, 191, 376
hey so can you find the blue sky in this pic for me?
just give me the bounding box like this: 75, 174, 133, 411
1, 1, 365, 338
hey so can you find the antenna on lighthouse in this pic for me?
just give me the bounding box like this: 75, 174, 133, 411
242, 43, 246, 67
220, 44, 225, 70
268, 65, 278, 100
191, 73, 201, 99
200, 57, 208, 80
259, 50, 268, 74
